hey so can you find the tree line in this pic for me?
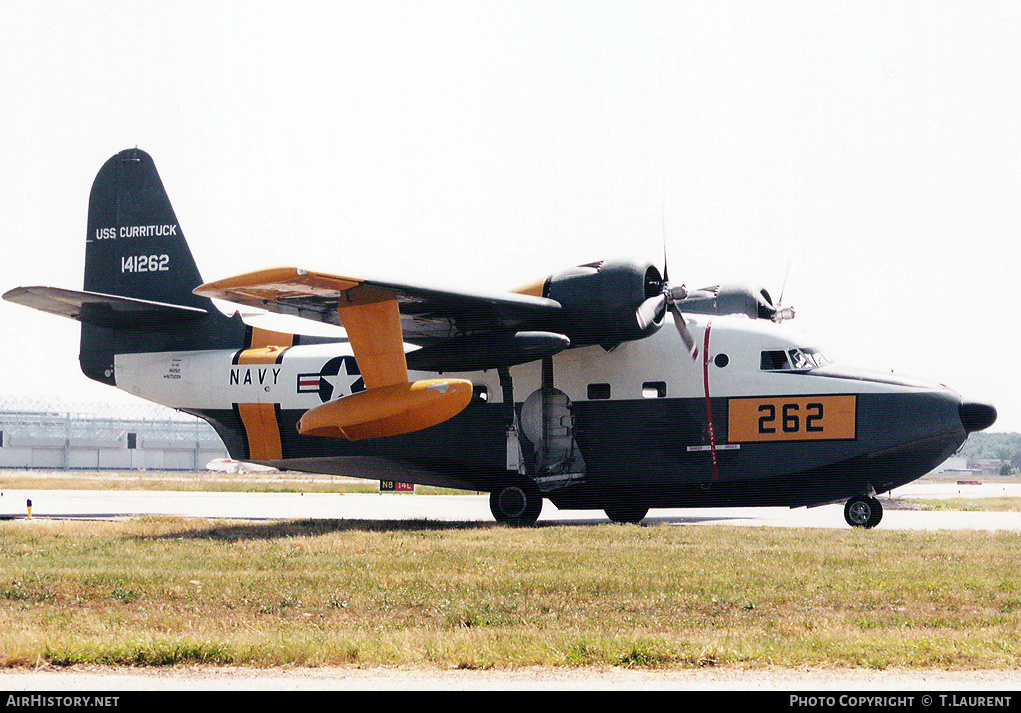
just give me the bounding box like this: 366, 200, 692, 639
958, 432, 1021, 474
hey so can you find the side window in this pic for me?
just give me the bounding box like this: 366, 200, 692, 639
642, 381, 667, 398
760, 350, 791, 371
587, 383, 611, 400
472, 385, 489, 403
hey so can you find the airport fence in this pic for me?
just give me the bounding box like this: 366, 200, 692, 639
0, 396, 227, 471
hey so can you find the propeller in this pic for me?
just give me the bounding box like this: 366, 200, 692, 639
771, 264, 796, 323
635, 251, 699, 361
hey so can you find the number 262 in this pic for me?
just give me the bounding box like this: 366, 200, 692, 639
757, 403, 825, 434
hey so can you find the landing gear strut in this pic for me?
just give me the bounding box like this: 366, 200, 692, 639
844, 496, 883, 529
490, 478, 543, 526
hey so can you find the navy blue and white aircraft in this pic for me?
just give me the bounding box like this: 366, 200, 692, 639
4, 148, 997, 528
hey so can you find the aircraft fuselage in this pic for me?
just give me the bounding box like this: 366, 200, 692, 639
114, 312, 972, 512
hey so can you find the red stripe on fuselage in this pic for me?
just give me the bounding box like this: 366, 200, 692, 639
702, 321, 719, 481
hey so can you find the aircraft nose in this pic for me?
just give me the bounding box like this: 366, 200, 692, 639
960, 400, 997, 433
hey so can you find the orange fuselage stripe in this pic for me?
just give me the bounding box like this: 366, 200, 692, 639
247, 327, 294, 350
236, 402, 283, 460
235, 329, 294, 460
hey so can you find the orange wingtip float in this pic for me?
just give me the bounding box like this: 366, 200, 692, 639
297, 378, 473, 441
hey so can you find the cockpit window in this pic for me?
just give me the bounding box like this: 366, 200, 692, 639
789, 348, 830, 369
760, 350, 790, 370
761, 348, 830, 371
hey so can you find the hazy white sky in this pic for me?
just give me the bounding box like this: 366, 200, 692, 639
1, 1, 1018, 430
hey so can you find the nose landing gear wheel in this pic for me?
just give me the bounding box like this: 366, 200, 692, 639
844, 496, 883, 529
490, 479, 543, 526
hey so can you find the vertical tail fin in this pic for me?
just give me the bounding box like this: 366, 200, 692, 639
85, 148, 206, 308
80, 148, 244, 383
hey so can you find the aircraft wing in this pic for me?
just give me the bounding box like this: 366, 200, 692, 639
194, 267, 563, 346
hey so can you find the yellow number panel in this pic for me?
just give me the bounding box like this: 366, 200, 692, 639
728, 395, 857, 442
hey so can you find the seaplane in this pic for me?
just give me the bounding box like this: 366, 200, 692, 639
3, 148, 997, 528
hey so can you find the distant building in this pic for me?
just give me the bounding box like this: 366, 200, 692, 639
0, 397, 227, 471
932, 456, 1004, 477
934, 456, 969, 474
968, 458, 1005, 476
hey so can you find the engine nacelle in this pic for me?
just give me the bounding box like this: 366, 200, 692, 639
679, 283, 788, 321
512, 261, 793, 350
539, 258, 664, 348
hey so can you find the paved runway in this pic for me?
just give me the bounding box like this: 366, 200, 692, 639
2, 481, 1020, 531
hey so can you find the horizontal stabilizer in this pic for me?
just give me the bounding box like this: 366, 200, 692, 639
3, 286, 207, 328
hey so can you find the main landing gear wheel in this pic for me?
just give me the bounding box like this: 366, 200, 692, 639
604, 506, 649, 524
844, 496, 883, 529
490, 479, 543, 526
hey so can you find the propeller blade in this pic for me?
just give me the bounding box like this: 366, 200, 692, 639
661, 205, 669, 284
669, 302, 699, 360
635, 294, 666, 330
778, 263, 791, 308
656, 222, 697, 360
771, 263, 795, 322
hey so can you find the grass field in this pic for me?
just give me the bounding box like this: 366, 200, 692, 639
903, 498, 1021, 512
1, 515, 1021, 669
1, 469, 1020, 670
